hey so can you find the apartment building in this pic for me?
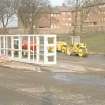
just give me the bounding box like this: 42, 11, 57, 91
50, 6, 72, 34
17, 4, 105, 34
71, 4, 105, 32
17, 5, 73, 34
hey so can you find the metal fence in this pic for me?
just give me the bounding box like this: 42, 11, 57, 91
0, 34, 56, 65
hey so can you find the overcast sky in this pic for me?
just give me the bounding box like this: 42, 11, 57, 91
50, 0, 64, 6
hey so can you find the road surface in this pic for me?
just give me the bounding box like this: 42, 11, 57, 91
0, 63, 105, 105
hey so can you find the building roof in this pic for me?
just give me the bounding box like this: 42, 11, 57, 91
51, 5, 72, 14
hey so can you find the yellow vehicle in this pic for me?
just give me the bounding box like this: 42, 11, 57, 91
57, 41, 88, 57
57, 41, 67, 52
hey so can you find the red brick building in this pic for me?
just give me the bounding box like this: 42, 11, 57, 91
50, 6, 72, 34
17, 4, 105, 34
72, 4, 105, 33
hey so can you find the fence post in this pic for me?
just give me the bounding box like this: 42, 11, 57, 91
54, 35, 57, 64
19, 36, 22, 59
44, 36, 48, 64
11, 36, 14, 58
36, 36, 39, 64
0, 36, 1, 55
5, 36, 8, 56
28, 35, 31, 61
3, 35, 6, 55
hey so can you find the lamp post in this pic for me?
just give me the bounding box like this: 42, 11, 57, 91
73, 0, 79, 36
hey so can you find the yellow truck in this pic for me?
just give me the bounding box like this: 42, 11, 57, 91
57, 36, 88, 57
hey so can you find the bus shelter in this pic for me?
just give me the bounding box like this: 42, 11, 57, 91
0, 34, 56, 65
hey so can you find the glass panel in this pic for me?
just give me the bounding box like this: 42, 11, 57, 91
14, 51, 19, 57
39, 55, 44, 62
22, 36, 28, 59
48, 37, 54, 44
39, 37, 44, 62
14, 36, 19, 40
8, 50, 11, 56
48, 56, 54, 62
7, 37, 11, 56
34, 36, 36, 60
14, 40, 19, 49
39, 37, 44, 54
30, 36, 34, 60
1, 49, 5, 55
14, 37, 19, 58
7, 37, 11, 48
40, 36, 44, 44
1, 37, 4, 48
48, 46, 54, 53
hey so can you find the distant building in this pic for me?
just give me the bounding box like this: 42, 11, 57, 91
50, 6, 72, 34
12, 4, 105, 34
17, 5, 73, 34
38, 4, 105, 34
72, 4, 105, 33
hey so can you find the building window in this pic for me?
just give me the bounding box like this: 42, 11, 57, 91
53, 14, 58, 17
69, 24, 71, 26
65, 23, 68, 26
68, 12, 71, 15
51, 24, 57, 29
93, 22, 97, 25
51, 14, 57, 17
53, 14, 56, 17
68, 18, 71, 21
65, 23, 71, 27
54, 25, 57, 28
62, 12, 66, 15
51, 14, 54, 17
63, 18, 65, 21
51, 25, 54, 28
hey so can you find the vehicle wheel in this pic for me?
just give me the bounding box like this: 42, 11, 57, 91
67, 49, 72, 56
78, 49, 83, 57
62, 49, 66, 53
78, 53, 83, 57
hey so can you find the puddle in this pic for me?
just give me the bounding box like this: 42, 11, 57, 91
52, 73, 105, 86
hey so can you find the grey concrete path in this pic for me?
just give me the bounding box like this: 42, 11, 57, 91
0, 65, 105, 105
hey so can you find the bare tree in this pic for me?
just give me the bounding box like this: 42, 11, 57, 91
65, 0, 83, 35
18, 0, 50, 34
66, 0, 82, 35
65, 0, 105, 35
64, 0, 105, 35
66, 0, 105, 7
0, 0, 18, 33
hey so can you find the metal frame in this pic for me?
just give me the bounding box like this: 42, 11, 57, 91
0, 34, 57, 65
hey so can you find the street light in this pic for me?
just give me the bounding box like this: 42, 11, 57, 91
73, 0, 79, 36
